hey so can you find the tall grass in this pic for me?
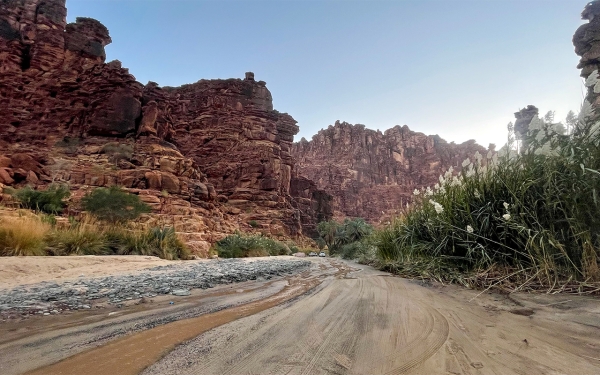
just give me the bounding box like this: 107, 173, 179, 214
0, 212, 189, 260
0, 215, 50, 256
106, 226, 189, 260
45, 216, 108, 255
376, 111, 600, 293
214, 233, 291, 258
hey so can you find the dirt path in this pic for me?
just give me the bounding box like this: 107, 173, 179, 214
144, 262, 600, 375
2, 259, 599, 375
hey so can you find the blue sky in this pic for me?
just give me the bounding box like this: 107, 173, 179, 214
66, 0, 587, 148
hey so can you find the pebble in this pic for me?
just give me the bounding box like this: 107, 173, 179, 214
0, 259, 309, 317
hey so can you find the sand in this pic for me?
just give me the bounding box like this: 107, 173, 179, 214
0, 256, 177, 288
1, 258, 599, 375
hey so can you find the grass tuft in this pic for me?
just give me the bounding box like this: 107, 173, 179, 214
0, 214, 50, 256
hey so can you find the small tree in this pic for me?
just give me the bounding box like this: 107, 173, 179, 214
317, 220, 340, 253
12, 184, 70, 214
81, 186, 150, 223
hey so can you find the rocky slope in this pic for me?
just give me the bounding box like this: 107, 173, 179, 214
292, 121, 488, 223
0, 0, 331, 250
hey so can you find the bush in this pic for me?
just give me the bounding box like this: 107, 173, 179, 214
101, 142, 134, 163
0, 215, 50, 256
46, 228, 108, 256
340, 237, 375, 260
248, 220, 259, 228
105, 226, 189, 260
215, 233, 291, 258
81, 186, 151, 223
11, 184, 70, 214
317, 218, 372, 255
376, 111, 600, 292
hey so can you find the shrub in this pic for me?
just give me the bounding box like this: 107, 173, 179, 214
0, 215, 50, 256
376, 110, 600, 292
101, 142, 134, 163
340, 237, 374, 260
248, 220, 259, 228
81, 186, 151, 223
105, 226, 189, 260
215, 233, 290, 258
11, 184, 70, 214
46, 223, 108, 256
317, 218, 372, 255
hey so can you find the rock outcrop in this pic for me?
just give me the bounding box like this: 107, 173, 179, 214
0, 0, 330, 249
291, 121, 488, 223
574, 0, 600, 118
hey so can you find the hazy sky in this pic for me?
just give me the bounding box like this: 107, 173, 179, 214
66, 0, 587, 148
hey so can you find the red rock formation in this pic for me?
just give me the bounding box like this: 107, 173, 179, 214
291, 121, 488, 223
0, 0, 330, 249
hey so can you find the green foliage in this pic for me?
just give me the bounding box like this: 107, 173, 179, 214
248, 220, 259, 228
215, 233, 291, 258
340, 237, 375, 261
81, 186, 151, 223
106, 226, 189, 260
317, 218, 373, 257
11, 184, 70, 214
46, 223, 108, 256
376, 113, 600, 291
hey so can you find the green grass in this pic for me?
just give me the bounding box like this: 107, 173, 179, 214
374, 114, 600, 293
214, 233, 291, 258
104, 226, 190, 260
10, 184, 70, 214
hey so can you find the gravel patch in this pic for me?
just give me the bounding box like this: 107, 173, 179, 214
0, 258, 310, 319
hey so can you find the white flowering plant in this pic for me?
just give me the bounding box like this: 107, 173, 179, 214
375, 106, 600, 293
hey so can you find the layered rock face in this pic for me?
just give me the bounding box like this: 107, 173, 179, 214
292, 121, 488, 223
0, 0, 330, 249
574, 0, 600, 117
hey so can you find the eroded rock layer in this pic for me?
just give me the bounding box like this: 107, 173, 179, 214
574, 0, 600, 117
0, 0, 331, 249
292, 121, 488, 223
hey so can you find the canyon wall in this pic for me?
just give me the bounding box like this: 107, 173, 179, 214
0, 0, 331, 250
292, 121, 488, 223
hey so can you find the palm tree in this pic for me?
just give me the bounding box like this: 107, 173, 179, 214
317, 220, 340, 253
343, 218, 373, 243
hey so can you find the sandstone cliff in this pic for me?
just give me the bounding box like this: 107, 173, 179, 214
292, 121, 488, 223
0, 0, 331, 250
574, 0, 600, 118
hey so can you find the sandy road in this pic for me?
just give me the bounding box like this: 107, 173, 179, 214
2, 258, 600, 375
145, 261, 600, 375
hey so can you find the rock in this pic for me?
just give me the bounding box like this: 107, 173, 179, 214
291, 121, 488, 224
138, 101, 159, 136
0, 156, 10, 168
10, 154, 43, 174
172, 289, 191, 296
87, 89, 142, 136
0, 0, 369, 242
26, 170, 39, 184
514, 105, 539, 139
574, 1, 600, 121
0, 169, 14, 185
